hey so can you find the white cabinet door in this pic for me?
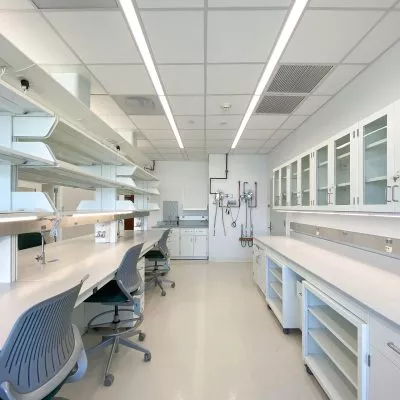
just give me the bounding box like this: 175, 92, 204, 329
393, 99, 400, 210
300, 153, 312, 207
180, 235, 194, 257
167, 237, 180, 257
314, 140, 331, 209
289, 159, 300, 208
358, 104, 396, 212
193, 236, 208, 257
280, 165, 289, 207
369, 346, 400, 400
273, 169, 281, 208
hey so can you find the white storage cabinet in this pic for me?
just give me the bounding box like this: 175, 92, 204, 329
167, 228, 180, 258
302, 282, 368, 400
252, 242, 267, 295
179, 228, 208, 259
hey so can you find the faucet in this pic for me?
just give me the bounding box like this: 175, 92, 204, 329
35, 232, 46, 265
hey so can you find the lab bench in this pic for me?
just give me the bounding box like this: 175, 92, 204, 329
253, 235, 400, 400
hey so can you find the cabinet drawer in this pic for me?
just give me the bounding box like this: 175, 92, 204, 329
194, 228, 208, 235
181, 228, 195, 235
370, 314, 400, 369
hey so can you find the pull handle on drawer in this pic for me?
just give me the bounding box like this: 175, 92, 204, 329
387, 342, 400, 356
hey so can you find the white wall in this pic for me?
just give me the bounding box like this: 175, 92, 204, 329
148, 161, 209, 227
268, 40, 400, 239
209, 154, 268, 262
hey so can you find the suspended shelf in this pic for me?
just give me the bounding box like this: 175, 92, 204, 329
365, 175, 387, 183
365, 138, 387, 150
0, 142, 56, 166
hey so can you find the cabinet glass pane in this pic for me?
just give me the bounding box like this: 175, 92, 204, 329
301, 155, 310, 206
291, 161, 298, 206
363, 115, 387, 205
281, 166, 287, 206
274, 170, 280, 206
335, 134, 351, 205
317, 146, 328, 205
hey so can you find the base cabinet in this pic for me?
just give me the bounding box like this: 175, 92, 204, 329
253, 243, 267, 295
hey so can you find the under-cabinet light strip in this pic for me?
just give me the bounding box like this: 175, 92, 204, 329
119, 0, 184, 149
0, 216, 39, 223
232, 0, 309, 149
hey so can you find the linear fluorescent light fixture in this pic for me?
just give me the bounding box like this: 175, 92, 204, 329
119, 0, 184, 149
0, 216, 39, 223
232, 0, 309, 149
72, 211, 130, 217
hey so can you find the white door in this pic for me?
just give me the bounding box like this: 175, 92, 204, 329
193, 235, 208, 257
358, 104, 395, 212
369, 346, 400, 400
180, 235, 194, 257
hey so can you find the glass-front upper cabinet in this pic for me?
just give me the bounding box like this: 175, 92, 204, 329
301, 154, 311, 206
316, 144, 329, 206
358, 105, 396, 212
290, 160, 299, 207
334, 133, 351, 205
281, 166, 288, 207
273, 169, 280, 207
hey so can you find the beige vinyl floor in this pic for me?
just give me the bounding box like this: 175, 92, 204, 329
60, 261, 328, 400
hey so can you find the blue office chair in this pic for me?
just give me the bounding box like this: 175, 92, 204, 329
0, 279, 87, 400
145, 229, 175, 296
85, 243, 151, 387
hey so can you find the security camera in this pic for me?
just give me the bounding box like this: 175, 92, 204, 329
20, 79, 30, 92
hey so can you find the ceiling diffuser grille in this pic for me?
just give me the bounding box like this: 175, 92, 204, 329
268, 64, 333, 93
256, 95, 305, 114
113, 95, 164, 115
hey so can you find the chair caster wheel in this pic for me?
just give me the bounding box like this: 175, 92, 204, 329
104, 374, 114, 386
305, 365, 313, 376
139, 332, 146, 341
171, 282, 176, 288
161, 291, 166, 296
267, 305, 271, 310
144, 352, 152, 362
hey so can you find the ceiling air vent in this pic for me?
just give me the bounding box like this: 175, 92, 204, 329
113, 95, 164, 115
268, 64, 333, 94
255, 95, 305, 114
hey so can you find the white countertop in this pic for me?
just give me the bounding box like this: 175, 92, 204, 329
255, 235, 400, 328
0, 229, 164, 349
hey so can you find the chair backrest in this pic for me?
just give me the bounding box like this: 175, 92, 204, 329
115, 242, 144, 295
0, 280, 83, 395
157, 229, 171, 257
18, 232, 44, 250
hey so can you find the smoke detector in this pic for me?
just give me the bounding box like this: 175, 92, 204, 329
221, 103, 232, 112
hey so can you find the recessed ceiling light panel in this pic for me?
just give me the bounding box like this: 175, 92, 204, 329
32, 0, 118, 9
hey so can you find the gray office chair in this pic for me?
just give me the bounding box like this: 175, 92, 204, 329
145, 229, 175, 296
85, 243, 151, 387
0, 279, 87, 400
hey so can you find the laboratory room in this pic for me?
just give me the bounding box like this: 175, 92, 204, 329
1, 1, 400, 400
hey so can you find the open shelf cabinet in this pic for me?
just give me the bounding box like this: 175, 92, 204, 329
303, 282, 368, 400
266, 254, 302, 333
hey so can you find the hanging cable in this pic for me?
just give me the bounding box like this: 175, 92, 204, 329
213, 197, 218, 237
230, 204, 241, 228
221, 205, 226, 236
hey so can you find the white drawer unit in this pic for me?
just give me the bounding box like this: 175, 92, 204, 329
266, 255, 301, 333
194, 228, 208, 235
252, 243, 267, 295
167, 229, 180, 258
302, 282, 368, 400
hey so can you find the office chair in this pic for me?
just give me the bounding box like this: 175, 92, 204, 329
85, 243, 151, 387
145, 229, 175, 296
0, 279, 88, 400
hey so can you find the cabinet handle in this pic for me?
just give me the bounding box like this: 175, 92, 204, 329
385, 186, 392, 203
387, 342, 400, 356
392, 185, 399, 202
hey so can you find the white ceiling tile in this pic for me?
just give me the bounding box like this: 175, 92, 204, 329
309, 0, 396, 8
271, 129, 292, 139
137, 0, 204, 7
162, 154, 185, 160
100, 115, 135, 130
44, 11, 141, 64
282, 10, 384, 63
180, 131, 205, 141
141, 130, 174, 139
0, 13, 79, 64
345, 12, 400, 64
137, 139, 153, 148
208, 10, 286, 63
397, 1, 400, 8
209, 0, 291, 6
168, 96, 204, 115
141, 11, 203, 63
187, 153, 208, 161
91, 95, 125, 116
207, 64, 264, 95
154, 147, 182, 153
293, 95, 331, 116
206, 95, 251, 115
206, 139, 232, 147
159, 65, 204, 95
183, 139, 205, 147
88, 65, 155, 95
233, 148, 261, 154
175, 115, 204, 130
206, 131, 235, 140
206, 148, 231, 154
246, 115, 288, 130
236, 140, 265, 148
0, 0, 35, 9
313, 65, 365, 95
131, 115, 170, 129
206, 115, 242, 130
152, 140, 180, 148
33, 0, 118, 8
280, 115, 308, 130
241, 130, 275, 140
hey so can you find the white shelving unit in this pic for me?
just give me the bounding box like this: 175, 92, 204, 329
252, 242, 267, 295
303, 282, 368, 400
266, 255, 301, 333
